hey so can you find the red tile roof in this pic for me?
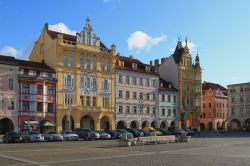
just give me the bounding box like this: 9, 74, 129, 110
0, 55, 19, 66
202, 82, 227, 95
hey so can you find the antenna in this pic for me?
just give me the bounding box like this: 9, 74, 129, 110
177, 34, 182, 42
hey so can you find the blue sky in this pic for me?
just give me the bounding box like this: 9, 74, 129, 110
0, 0, 249, 87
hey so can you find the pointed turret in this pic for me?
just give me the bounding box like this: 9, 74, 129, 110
195, 49, 201, 69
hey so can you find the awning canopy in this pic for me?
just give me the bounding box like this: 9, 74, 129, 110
40, 121, 55, 127
24, 120, 39, 125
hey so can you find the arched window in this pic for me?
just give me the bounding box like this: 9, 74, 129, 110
103, 79, 108, 90
86, 77, 90, 88
67, 75, 71, 87
93, 78, 96, 89
80, 76, 84, 88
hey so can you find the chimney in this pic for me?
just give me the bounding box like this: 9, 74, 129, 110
111, 44, 116, 56
150, 61, 153, 66
129, 55, 133, 59
154, 59, 159, 73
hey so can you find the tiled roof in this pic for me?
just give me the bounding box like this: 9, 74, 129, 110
0, 55, 54, 72
202, 81, 227, 94
115, 55, 158, 75
0, 55, 18, 66
159, 78, 178, 92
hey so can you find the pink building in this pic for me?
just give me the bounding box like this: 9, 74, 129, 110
200, 82, 228, 131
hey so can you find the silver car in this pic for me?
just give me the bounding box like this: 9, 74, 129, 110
44, 131, 63, 142
22, 131, 44, 143
98, 131, 111, 140
60, 131, 79, 141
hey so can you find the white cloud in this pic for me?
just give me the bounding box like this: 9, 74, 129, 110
49, 23, 76, 35
127, 31, 167, 51
0, 46, 22, 58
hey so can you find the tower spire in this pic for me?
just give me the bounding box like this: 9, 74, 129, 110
185, 36, 188, 47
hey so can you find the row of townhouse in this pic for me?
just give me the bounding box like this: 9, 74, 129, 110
0, 18, 202, 134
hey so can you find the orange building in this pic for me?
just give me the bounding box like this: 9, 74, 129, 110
200, 82, 228, 130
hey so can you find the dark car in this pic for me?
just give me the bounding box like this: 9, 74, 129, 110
124, 128, 143, 138
105, 130, 122, 139
183, 129, 196, 136
74, 128, 100, 140
3, 132, 22, 143
168, 128, 187, 136
156, 128, 170, 135
138, 129, 152, 136
116, 129, 132, 136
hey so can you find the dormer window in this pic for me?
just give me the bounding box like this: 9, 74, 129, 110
28, 70, 36, 76
119, 60, 124, 67
132, 63, 137, 70
145, 66, 151, 72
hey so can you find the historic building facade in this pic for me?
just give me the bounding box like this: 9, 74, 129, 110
153, 39, 202, 128
17, 59, 57, 133
158, 78, 178, 128
115, 56, 159, 129
200, 82, 228, 131
0, 55, 19, 134
29, 18, 116, 131
228, 82, 250, 131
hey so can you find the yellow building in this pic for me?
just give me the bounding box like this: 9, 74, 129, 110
29, 18, 116, 131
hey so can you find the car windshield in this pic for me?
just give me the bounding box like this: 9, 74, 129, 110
83, 129, 93, 132
65, 131, 75, 134
30, 131, 38, 135
48, 131, 57, 134
9, 132, 19, 136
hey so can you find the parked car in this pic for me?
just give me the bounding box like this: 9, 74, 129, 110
116, 129, 132, 136
168, 128, 187, 136
60, 131, 79, 141
143, 127, 162, 136
125, 128, 144, 138
183, 129, 196, 136
156, 128, 170, 135
22, 131, 44, 143
138, 129, 152, 136
3, 132, 22, 143
98, 131, 111, 140
105, 130, 122, 139
74, 128, 100, 140
43, 131, 63, 142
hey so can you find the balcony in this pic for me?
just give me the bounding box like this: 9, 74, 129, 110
19, 111, 55, 118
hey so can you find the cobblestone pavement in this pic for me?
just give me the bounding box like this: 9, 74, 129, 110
1, 136, 250, 166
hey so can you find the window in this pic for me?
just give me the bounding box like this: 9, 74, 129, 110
168, 109, 171, 116
139, 106, 143, 114
161, 94, 165, 102
47, 86, 53, 95
37, 102, 43, 112
63, 52, 67, 66
173, 109, 176, 116
152, 80, 156, 87
146, 93, 150, 100
107, 63, 110, 72
139, 92, 143, 100
209, 103, 211, 108
118, 105, 123, 113
162, 108, 165, 116
92, 61, 96, 71
47, 103, 53, 112
86, 78, 90, 88
118, 90, 123, 98
173, 96, 176, 102
66, 75, 72, 87
101, 63, 105, 71
126, 76, 130, 84
37, 85, 43, 95
146, 79, 150, 87
203, 103, 206, 108
103, 79, 109, 90
118, 75, 122, 83
126, 106, 130, 113
146, 107, 150, 114
93, 78, 97, 89
232, 98, 235, 103
103, 97, 109, 108
86, 96, 90, 106
69, 56, 74, 67
80, 58, 84, 69
152, 93, 155, 100
80, 96, 84, 106
133, 106, 137, 114
152, 107, 155, 114
86, 59, 90, 70
240, 97, 244, 103
7, 98, 14, 110
8, 79, 14, 90
168, 95, 171, 102
23, 102, 29, 112
140, 78, 143, 86
22, 84, 29, 94
133, 77, 137, 85
133, 92, 137, 99
93, 97, 96, 106
132, 63, 137, 69
126, 91, 130, 99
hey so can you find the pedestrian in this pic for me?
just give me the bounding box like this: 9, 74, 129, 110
198, 127, 201, 136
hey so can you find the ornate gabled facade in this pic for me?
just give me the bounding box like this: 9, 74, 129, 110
153, 39, 202, 129
29, 18, 116, 131
115, 55, 159, 129
201, 82, 228, 131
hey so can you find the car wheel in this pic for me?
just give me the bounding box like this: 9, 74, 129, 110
67, 137, 70, 141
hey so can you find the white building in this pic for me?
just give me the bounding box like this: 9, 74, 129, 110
115, 55, 159, 129
0, 55, 19, 134
228, 82, 250, 131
